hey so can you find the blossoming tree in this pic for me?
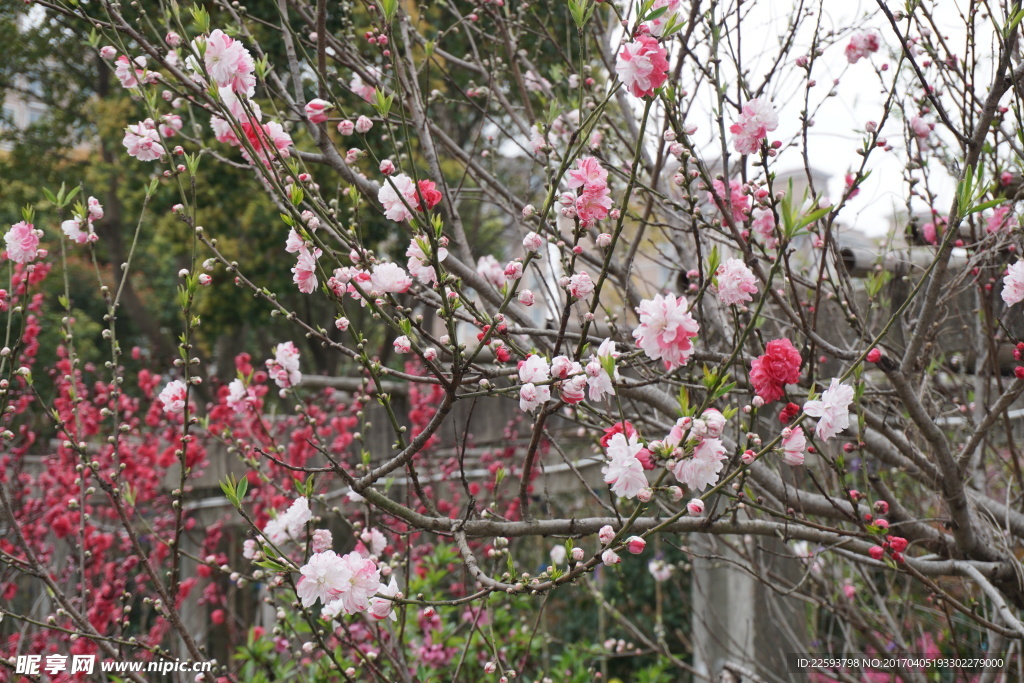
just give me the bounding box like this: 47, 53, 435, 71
4, 0, 1024, 679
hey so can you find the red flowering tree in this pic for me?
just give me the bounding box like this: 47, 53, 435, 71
3, 0, 1024, 680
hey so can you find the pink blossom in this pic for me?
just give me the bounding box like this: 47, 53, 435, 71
240, 120, 292, 165
305, 98, 330, 124
368, 576, 400, 621
476, 254, 505, 287
751, 207, 778, 248
559, 375, 587, 404
519, 354, 550, 384
643, 0, 682, 36
87, 197, 104, 221
519, 355, 551, 412
358, 528, 388, 557
730, 98, 779, 154
749, 338, 802, 403
845, 32, 880, 64
626, 536, 646, 554
648, 559, 673, 581
519, 383, 550, 412
355, 115, 373, 133
370, 262, 412, 294
378, 174, 419, 222
158, 379, 187, 415
262, 497, 312, 545
158, 114, 182, 138
707, 179, 751, 224
701, 409, 726, 439
670, 437, 726, 491
504, 260, 523, 281
603, 432, 649, 499
715, 258, 758, 305
267, 341, 301, 389
203, 29, 256, 95
987, 205, 1012, 234
921, 220, 939, 245
568, 271, 595, 298
321, 552, 382, 618
393, 336, 411, 353
61, 217, 96, 245
350, 69, 379, 102
781, 426, 806, 465
99, 46, 117, 60
602, 549, 621, 565
586, 338, 618, 402
114, 55, 146, 88
297, 551, 352, 608
406, 237, 447, 284
616, 35, 669, 98
226, 378, 254, 414
123, 122, 165, 161
802, 378, 855, 440
292, 248, 321, 294
518, 289, 535, 306
1003, 261, 1024, 306
4, 221, 39, 264
311, 529, 333, 554
909, 116, 933, 145
567, 157, 613, 224
285, 229, 305, 254
551, 355, 579, 379
633, 293, 700, 370
523, 231, 544, 252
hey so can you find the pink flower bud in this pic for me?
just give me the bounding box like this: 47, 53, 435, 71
637, 487, 653, 502
517, 289, 534, 306
165, 31, 182, 46
504, 261, 523, 281
669, 486, 683, 502
424, 347, 438, 361
523, 231, 544, 252
626, 536, 646, 554
596, 233, 612, 247
601, 549, 621, 565
873, 500, 889, 515
335, 317, 350, 331
868, 545, 885, 560
598, 525, 615, 545
100, 46, 117, 60
687, 498, 705, 516
571, 547, 585, 561
379, 159, 395, 175
355, 115, 373, 133
484, 662, 497, 674
197, 274, 212, 286
393, 336, 411, 353
337, 120, 355, 135
866, 348, 881, 363
305, 98, 330, 124
522, 204, 536, 217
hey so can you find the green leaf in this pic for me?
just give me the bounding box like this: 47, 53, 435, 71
706, 245, 720, 275
373, 88, 394, 118
379, 0, 399, 23
795, 205, 832, 231
964, 197, 1008, 217
235, 476, 248, 501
